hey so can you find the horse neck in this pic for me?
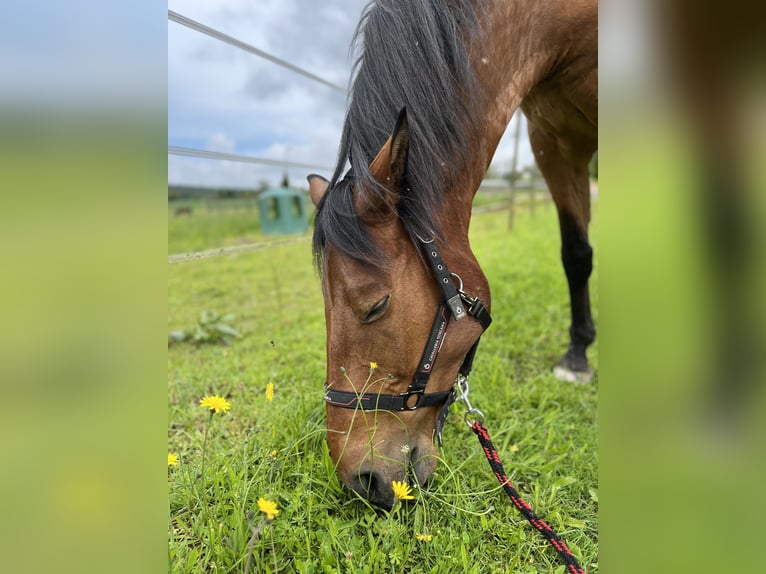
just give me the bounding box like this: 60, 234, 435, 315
443, 1, 556, 244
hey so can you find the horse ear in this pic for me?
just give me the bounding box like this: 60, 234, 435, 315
366, 108, 410, 214
388, 107, 409, 187
307, 174, 329, 206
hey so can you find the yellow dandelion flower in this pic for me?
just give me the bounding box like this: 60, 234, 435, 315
270, 450, 277, 457
257, 497, 279, 520
265, 383, 274, 402
369, 361, 378, 370
391, 480, 414, 501
415, 533, 432, 542
199, 395, 231, 414
168, 453, 179, 467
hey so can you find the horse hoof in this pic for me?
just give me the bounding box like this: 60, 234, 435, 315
553, 365, 593, 384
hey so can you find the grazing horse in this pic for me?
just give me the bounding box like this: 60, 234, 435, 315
174, 206, 193, 216
309, 0, 597, 508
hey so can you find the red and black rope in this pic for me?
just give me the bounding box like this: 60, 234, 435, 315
471, 421, 586, 574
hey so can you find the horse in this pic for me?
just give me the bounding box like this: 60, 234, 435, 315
174, 206, 193, 216
308, 0, 597, 509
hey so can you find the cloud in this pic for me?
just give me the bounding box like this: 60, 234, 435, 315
206, 132, 236, 153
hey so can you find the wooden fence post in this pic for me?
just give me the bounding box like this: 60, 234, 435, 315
507, 112, 523, 231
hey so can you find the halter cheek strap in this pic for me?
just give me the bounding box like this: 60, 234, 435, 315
323, 237, 492, 445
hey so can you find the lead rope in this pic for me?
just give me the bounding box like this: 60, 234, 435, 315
471, 421, 586, 574
456, 378, 586, 574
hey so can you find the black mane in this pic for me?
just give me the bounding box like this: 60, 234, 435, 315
313, 0, 486, 271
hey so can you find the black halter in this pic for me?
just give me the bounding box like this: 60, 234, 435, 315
323, 236, 492, 445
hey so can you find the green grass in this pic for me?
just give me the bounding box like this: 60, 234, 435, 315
471, 188, 550, 211
167, 191, 543, 255
168, 204, 598, 573
168, 199, 314, 255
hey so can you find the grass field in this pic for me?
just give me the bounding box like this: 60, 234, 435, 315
168, 199, 270, 255
167, 190, 548, 256
168, 203, 598, 573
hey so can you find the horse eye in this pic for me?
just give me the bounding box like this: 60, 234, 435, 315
362, 295, 390, 324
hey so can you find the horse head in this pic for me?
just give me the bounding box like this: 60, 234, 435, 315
310, 110, 489, 508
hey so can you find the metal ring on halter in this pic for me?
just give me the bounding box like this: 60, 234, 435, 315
450, 272, 464, 292
414, 232, 436, 244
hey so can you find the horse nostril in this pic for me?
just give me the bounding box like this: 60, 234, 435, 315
349, 470, 394, 509
408, 445, 436, 488
356, 472, 377, 497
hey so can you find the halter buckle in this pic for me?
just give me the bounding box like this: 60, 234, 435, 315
446, 294, 467, 320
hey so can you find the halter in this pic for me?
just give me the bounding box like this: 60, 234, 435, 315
323, 236, 492, 445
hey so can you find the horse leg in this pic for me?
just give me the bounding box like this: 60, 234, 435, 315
527, 122, 596, 383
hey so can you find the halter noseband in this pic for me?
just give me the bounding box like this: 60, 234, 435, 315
323, 236, 492, 445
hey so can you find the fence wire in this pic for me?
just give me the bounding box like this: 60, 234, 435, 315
168, 146, 332, 172
168, 10, 348, 93
168, 235, 312, 264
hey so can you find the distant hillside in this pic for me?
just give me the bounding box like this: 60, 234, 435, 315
168, 183, 310, 201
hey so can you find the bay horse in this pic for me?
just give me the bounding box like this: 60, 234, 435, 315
309, 0, 597, 509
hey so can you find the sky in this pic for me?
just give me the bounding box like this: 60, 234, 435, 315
1, 2, 164, 107
168, 0, 534, 190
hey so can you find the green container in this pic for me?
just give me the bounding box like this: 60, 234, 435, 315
257, 187, 309, 235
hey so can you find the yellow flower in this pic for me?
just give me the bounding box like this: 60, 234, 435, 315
199, 395, 231, 414
168, 453, 179, 467
391, 480, 414, 501
265, 383, 274, 402
257, 497, 279, 520
415, 533, 432, 542
369, 361, 378, 370
270, 450, 277, 457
